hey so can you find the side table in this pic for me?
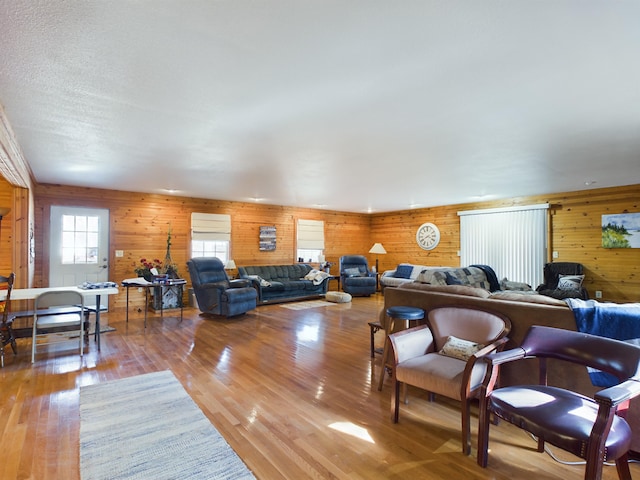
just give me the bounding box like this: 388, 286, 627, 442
122, 278, 186, 328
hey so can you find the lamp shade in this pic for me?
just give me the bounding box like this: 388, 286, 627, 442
225, 259, 237, 269
369, 243, 387, 255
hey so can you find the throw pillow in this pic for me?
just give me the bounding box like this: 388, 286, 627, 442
439, 335, 483, 361
557, 274, 584, 290
344, 267, 362, 277
394, 264, 414, 279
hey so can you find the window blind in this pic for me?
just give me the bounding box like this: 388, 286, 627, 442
458, 204, 548, 288
191, 213, 231, 241
297, 219, 325, 249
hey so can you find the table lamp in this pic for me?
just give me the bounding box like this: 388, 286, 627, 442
368, 243, 387, 273
225, 259, 237, 278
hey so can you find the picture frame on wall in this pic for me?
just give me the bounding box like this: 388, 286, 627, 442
602, 213, 640, 248
259, 226, 276, 251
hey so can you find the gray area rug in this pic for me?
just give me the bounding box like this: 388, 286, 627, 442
79, 370, 255, 480
280, 299, 336, 310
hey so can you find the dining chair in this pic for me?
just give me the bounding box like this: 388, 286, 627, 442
0, 272, 16, 367
388, 305, 511, 455
477, 325, 640, 480
32, 290, 86, 363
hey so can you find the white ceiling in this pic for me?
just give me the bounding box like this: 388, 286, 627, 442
1, 1, 639, 213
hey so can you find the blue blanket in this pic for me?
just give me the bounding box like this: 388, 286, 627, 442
566, 298, 640, 387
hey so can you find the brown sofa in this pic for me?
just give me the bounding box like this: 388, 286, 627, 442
380, 282, 640, 452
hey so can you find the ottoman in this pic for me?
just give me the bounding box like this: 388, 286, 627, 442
326, 291, 352, 303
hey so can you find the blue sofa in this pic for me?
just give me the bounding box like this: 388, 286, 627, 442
238, 264, 331, 304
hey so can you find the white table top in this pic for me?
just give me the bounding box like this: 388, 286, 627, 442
0, 286, 119, 301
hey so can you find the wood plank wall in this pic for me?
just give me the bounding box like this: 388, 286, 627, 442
371, 184, 640, 303
0, 181, 637, 308
0, 176, 13, 275
32, 184, 372, 310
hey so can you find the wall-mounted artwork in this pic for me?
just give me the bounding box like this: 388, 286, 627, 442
259, 226, 276, 251
602, 213, 640, 248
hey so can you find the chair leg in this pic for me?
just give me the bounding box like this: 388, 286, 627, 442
377, 336, 391, 391
391, 377, 401, 423
461, 399, 471, 455
615, 453, 632, 480
477, 399, 491, 467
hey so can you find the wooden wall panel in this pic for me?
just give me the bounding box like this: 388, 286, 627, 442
371, 185, 640, 303
0, 177, 14, 274
33, 185, 372, 310
24, 181, 640, 308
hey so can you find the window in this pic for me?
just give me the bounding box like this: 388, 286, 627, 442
458, 204, 549, 287
61, 214, 99, 264
191, 213, 231, 264
296, 219, 324, 262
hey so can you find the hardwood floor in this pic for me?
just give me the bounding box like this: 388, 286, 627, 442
0, 294, 636, 479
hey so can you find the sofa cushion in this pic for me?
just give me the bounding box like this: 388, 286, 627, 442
245, 274, 271, 287
489, 291, 568, 306
399, 283, 492, 299
500, 277, 533, 291
263, 281, 285, 291
395, 264, 414, 279
282, 280, 308, 291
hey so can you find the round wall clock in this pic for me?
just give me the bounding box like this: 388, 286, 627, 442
416, 222, 440, 250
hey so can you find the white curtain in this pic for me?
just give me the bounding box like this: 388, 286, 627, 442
191, 213, 231, 241
297, 219, 325, 249
458, 204, 548, 288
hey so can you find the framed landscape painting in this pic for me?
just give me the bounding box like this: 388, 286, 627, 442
602, 213, 640, 248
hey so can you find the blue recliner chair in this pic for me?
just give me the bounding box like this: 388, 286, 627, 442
340, 255, 377, 296
187, 257, 257, 317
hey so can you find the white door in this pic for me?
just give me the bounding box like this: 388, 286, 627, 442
49, 206, 110, 308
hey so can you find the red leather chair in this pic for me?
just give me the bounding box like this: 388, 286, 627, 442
477, 325, 640, 480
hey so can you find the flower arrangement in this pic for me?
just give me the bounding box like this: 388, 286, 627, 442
133, 227, 181, 281
134, 258, 163, 280
321, 261, 334, 272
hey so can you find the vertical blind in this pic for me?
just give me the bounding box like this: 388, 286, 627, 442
191, 213, 231, 241
458, 204, 548, 288
297, 219, 325, 249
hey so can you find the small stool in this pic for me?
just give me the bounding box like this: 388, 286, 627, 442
377, 306, 425, 391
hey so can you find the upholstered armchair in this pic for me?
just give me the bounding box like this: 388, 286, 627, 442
388, 306, 511, 455
187, 257, 257, 317
536, 262, 589, 300
339, 255, 377, 296
477, 325, 640, 480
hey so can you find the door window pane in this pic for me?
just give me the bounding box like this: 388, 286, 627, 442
61, 214, 100, 265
